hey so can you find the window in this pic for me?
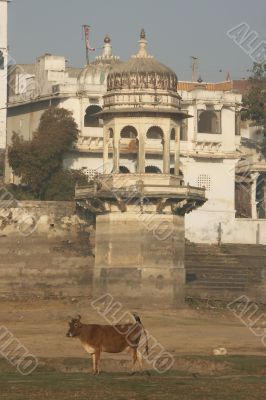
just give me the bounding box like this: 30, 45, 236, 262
145, 165, 162, 173
147, 126, 163, 140
119, 165, 130, 174
197, 174, 211, 191
120, 126, 138, 139
84, 105, 102, 127
198, 110, 221, 134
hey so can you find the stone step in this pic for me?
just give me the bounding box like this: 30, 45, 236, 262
187, 283, 247, 289
185, 243, 265, 298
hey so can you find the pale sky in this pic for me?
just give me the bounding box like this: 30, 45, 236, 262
7, 0, 266, 81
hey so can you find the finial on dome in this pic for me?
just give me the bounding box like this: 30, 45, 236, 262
95, 34, 120, 62
134, 28, 152, 59
140, 29, 146, 40
104, 34, 111, 44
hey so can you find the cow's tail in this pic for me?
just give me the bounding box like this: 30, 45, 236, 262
133, 313, 149, 355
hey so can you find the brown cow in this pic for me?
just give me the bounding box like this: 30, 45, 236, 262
66, 313, 148, 374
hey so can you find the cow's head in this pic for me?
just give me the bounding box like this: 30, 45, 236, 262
66, 315, 82, 338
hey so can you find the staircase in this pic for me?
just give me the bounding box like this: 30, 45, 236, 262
185, 243, 264, 300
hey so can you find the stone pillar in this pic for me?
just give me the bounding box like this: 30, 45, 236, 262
113, 129, 120, 173
174, 124, 180, 176
251, 172, 259, 219
163, 130, 170, 174
103, 127, 109, 174
138, 129, 145, 173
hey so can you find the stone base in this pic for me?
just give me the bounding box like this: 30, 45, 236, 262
93, 212, 185, 308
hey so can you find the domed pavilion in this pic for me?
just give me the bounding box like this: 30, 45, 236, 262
76, 30, 206, 307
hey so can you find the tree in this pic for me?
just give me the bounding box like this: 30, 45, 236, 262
8, 107, 87, 200
44, 170, 88, 201
242, 62, 266, 156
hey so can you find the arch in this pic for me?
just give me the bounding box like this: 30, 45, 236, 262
120, 125, 138, 139
119, 165, 130, 174
198, 110, 220, 134
146, 126, 163, 140
119, 126, 139, 173
145, 126, 164, 173
84, 105, 102, 127
145, 165, 162, 174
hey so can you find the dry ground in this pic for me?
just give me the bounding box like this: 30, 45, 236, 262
1, 298, 266, 399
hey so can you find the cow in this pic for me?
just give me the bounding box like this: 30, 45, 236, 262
66, 313, 149, 375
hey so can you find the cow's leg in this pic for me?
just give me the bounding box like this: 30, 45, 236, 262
137, 350, 143, 371
95, 349, 101, 375
130, 348, 138, 375
92, 353, 97, 375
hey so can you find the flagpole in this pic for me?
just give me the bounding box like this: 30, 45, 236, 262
83, 25, 95, 65
86, 47, 89, 65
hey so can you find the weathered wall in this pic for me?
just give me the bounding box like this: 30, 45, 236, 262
0, 201, 94, 300
94, 212, 185, 308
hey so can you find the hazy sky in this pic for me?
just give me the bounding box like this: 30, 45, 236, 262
7, 0, 266, 81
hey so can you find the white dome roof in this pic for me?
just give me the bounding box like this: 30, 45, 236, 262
78, 35, 121, 89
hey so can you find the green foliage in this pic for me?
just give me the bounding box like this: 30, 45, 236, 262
8, 107, 87, 200
43, 170, 88, 201
5, 184, 38, 200
242, 62, 266, 156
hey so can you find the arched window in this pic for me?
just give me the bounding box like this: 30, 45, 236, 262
119, 165, 130, 174
146, 126, 163, 140
145, 165, 162, 174
198, 110, 220, 134
120, 126, 138, 139
84, 105, 102, 128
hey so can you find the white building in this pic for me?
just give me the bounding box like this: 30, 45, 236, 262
5, 32, 266, 245
0, 0, 8, 149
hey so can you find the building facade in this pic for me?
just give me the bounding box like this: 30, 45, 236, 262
5, 32, 266, 244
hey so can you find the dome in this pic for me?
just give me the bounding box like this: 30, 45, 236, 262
78, 35, 121, 88
107, 30, 178, 92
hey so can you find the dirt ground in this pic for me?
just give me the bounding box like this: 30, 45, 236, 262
1, 298, 266, 399
1, 298, 266, 358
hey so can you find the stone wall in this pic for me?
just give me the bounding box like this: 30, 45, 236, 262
94, 212, 185, 308
0, 201, 94, 300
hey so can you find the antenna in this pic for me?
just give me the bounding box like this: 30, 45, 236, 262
190, 56, 199, 82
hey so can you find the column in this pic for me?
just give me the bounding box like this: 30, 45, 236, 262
163, 129, 170, 174
103, 127, 109, 174
138, 129, 145, 173
174, 124, 181, 176
113, 128, 120, 173
251, 172, 259, 219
